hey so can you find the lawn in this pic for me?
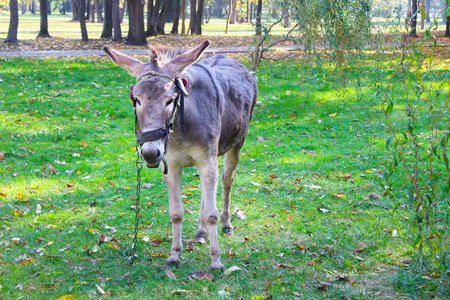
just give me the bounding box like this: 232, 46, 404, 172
1, 49, 449, 299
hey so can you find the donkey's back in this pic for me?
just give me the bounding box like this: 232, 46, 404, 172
179, 54, 257, 157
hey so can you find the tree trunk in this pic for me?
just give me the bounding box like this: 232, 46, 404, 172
181, 0, 186, 34
425, 0, 430, 22
79, 0, 89, 41
194, 0, 204, 34
249, 1, 252, 23
410, 0, 418, 37
229, 0, 236, 24
94, 0, 103, 22
86, 0, 91, 20
246, 0, 249, 22
37, 0, 51, 37
146, 0, 154, 35
445, 16, 450, 37
255, 0, 262, 36
148, 0, 161, 36
5, 0, 19, 44
21, 0, 26, 14
171, 0, 181, 34
420, 0, 425, 29
283, 0, 289, 28
47, 0, 51, 15
120, 0, 127, 23
127, 0, 146, 45
101, 0, 112, 38
31, 0, 36, 14
225, 0, 231, 33
190, 0, 196, 35
112, 0, 122, 40
90, 2, 95, 21
156, 0, 173, 34
70, 0, 80, 20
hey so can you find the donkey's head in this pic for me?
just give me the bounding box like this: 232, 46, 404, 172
103, 40, 210, 168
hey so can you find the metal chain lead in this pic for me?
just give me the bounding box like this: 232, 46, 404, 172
129, 145, 144, 266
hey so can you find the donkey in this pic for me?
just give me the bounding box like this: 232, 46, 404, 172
103, 40, 257, 270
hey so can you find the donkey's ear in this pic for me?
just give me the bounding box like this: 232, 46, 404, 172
166, 40, 210, 75
103, 45, 144, 78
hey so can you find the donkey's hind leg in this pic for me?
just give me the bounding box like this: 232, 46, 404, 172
221, 145, 242, 235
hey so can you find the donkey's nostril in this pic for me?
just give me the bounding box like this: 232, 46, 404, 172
156, 149, 161, 157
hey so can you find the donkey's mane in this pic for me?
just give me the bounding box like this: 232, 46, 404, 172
149, 45, 185, 64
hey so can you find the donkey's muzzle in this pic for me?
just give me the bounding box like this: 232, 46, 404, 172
140, 147, 162, 168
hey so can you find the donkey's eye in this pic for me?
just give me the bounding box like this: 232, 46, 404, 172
165, 98, 175, 107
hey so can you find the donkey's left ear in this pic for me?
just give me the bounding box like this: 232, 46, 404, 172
166, 40, 210, 75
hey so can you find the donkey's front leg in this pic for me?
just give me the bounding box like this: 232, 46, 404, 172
163, 163, 183, 268
198, 158, 224, 271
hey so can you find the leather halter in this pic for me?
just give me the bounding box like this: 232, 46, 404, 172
130, 75, 188, 167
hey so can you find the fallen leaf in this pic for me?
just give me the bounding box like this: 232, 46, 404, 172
166, 269, 177, 279
334, 193, 346, 198
318, 208, 330, 213
191, 271, 213, 281
329, 113, 337, 117
142, 183, 154, 188
223, 266, 241, 276
235, 209, 246, 220
307, 260, 315, 266
172, 290, 194, 295
151, 240, 163, 247
95, 284, 105, 295
49, 165, 56, 174
55, 296, 76, 300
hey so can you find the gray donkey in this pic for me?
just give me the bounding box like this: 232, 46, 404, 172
103, 40, 257, 270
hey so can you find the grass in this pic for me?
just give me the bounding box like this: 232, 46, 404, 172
1, 51, 450, 299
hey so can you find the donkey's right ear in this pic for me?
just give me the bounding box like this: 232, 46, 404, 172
103, 46, 144, 78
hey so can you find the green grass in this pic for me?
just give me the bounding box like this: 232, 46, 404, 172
1, 52, 449, 299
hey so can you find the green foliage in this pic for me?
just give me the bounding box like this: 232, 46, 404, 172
382, 19, 450, 269
291, 0, 372, 66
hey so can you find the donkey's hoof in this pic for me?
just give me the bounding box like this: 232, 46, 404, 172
196, 232, 208, 244
221, 226, 234, 236
167, 260, 181, 268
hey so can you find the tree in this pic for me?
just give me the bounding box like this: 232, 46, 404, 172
101, 0, 112, 38
79, 0, 89, 41
171, 0, 181, 34
112, 0, 122, 40
181, 0, 186, 34
225, 0, 231, 33
445, 2, 450, 37
37, 0, 51, 38
94, 0, 103, 22
5, 0, 19, 44
229, 0, 237, 24
70, 0, 79, 20
127, 0, 147, 45
190, 0, 196, 34
146, 0, 154, 35
255, 0, 262, 35
156, 0, 173, 34
410, 0, 418, 37
194, 0, 204, 34
282, 0, 290, 28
